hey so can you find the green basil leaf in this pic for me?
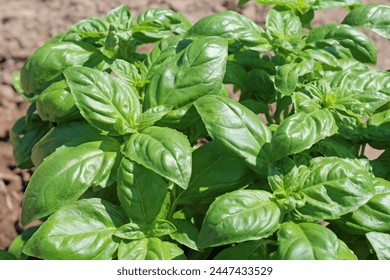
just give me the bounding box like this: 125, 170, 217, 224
342, 4, 390, 39
198, 190, 281, 249
106, 5, 132, 29
339, 178, 390, 234
366, 232, 390, 260
114, 220, 175, 240
313, 0, 362, 10
336, 239, 358, 260
275, 59, 316, 97
301, 48, 342, 70
306, 23, 376, 64
23, 198, 126, 260
36, 79, 81, 122
31, 121, 102, 166
8, 226, 39, 260
371, 150, 390, 180
179, 141, 255, 205
117, 158, 168, 225
270, 109, 337, 160
214, 241, 268, 260
118, 237, 185, 260
114, 222, 146, 240
295, 157, 375, 221
0, 250, 17, 260
22, 137, 121, 226
64, 67, 141, 135
132, 8, 191, 44
187, 10, 270, 51
109, 59, 143, 90
169, 219, 199, 251
10, 116, 51, 169
276, 222, 356, 260
144, 36, 183, 78
21, 41, 104, 96
148, 220, 177, 237
268, 158, 309, 211
331, 69, 390, 93
194, 95, 271, 174
69, 17, 110, 38
310, 137, 358, 159
223, 61, 248, 91
136, 105, 173, 131
238, 0, 251, 7
266, 8, 304, 53
124, 126, 192, 189
364, 108, 390, 149
144, 37, 228, 127
331, 69, 390, 117
244, 69, 275, 103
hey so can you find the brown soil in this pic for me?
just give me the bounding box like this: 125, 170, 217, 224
0, 0, 389, 250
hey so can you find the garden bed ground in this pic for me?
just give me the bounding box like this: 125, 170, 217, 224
0, 0, 389, 250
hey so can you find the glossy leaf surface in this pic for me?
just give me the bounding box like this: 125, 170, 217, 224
64, 67, 141, 135
117, 158, 168, 225
124, 126, 192, 189
198, 190, 281, 248
276, 222, 356, 260
295, 157, 375, 221
195, 95, 271, 173
22, 137, 121, 225
23, 199, 126, 260
118, 238, 185, 260
342, 5, 390, 39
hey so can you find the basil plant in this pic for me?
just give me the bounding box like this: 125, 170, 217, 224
3, 1, 390, 260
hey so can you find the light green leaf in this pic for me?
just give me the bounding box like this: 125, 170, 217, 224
266, 8, 304, 53
256, 0, 316, 13
64, 67, 141, 135
31, 121, 102, 166
21, 41, 103, 96
198, 190, 281, 248
339, 178, 390, 234
22, 137, 121, 226
306, 23, 377, 64
144, 37, 228, 128
275, 59, 316, 97
331, 69, 390, 117
106, 5, 132, 29
366, 232, 390, 260
136, 105, 173, 131
69, 17, 110, 38
124, 126, 192, 189
132, 8, 191, 44
23, 199, 126, 260
187, 11, 270, 51
295, 157, 375, 221
313, 0, 362, 10
109, 59, 143, 90
36, 79, 81, 122
270, 109, 337, 160
118, 238, 185, 260
117, 158, 168, 225
342, 5, 390, 39
276, 222, 356, 260
194, 95, 271, 174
